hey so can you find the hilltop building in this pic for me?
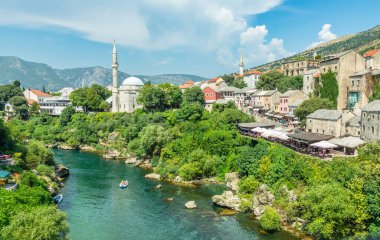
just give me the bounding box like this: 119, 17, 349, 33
111, 41, 143, 113
319, 50, 366, 110
281, 59, 319, 77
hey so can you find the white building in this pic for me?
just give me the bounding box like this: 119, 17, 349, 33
39, 97, 72, 116
303, 69, 319, 96
23, 89, 52, 103
243, 70, 262, 89
111, 41, 144, 113
57, 87, 75, 98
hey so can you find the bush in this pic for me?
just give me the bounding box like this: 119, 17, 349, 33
259, 206, 281, 232
25, 140, 54, 168
179, 162, 203, 180
238, 176, 260, 194
36, 164, 55, 178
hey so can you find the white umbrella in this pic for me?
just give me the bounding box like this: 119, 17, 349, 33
310, 141, 338, 149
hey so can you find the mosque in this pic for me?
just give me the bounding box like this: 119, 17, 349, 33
111, 41, 144, 113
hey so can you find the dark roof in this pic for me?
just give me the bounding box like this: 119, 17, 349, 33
288, 132, 334, 143
346, 115, 361, 127
307, 109, 342, 121
238, 122, 275, 129
362, 100, 380, 112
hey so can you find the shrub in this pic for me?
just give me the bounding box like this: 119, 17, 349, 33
259, 206, 281, 232
238, 176, 260, 194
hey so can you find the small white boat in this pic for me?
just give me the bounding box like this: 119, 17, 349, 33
119, 180, 128, 188
53, 194, 64, 204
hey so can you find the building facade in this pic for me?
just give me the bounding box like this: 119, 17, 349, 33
306, 109, 356, 138
360, 100, 380, 141
243, 70, 262, 89
319, 51, 366, 110
23, 89, 52, 103
347, 70, 372, 113
281, 59, 319, 77
279, 90, 307, 114
203, 86, 221, 111
303, 69, 319, 96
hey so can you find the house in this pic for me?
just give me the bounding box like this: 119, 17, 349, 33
23, 89, 52, 103
220, 86, 239, 100
202, 86, 221, 111
179, 81, 195, 93
39, 96, 73, 116
279, 90, 307, 114
281, 59, 319, 77
303, 69, 319, 95
243, 70, 262, 88
347, 70, 372, 113
319, 51, 366, 110
233, 87, 255, 111
360, 100, 380, 141
288, 99, 306, 115
251, 90, 280, 115
364, 49, 380, 70
207, 77, 227, 89
306, 109, 356, 138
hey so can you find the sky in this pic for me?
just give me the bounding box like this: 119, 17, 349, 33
0, 0, 379, 78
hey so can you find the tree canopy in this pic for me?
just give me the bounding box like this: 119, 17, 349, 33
256, 71, 303, 93
183, 87, 204, 105
294, 97, 335, 123
70, 84, 111, 112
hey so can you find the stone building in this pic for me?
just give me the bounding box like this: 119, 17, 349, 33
364, 49, 380, 70
111, 41, 144, 113
319, 50, 366, 110
345, 115, 361, 137
303, 69, 319, 96
347, 70, 372, 113
360, 100, 380, 141
306, 109, 356, 138
281, 59, 319, 77
251, 90, 281, 114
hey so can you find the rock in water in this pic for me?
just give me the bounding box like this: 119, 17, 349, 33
103, 149, 120, 159
185, 201, 197, 209
145, 173, 161, 180
55, 165, 69, 178
125, 157, 137, 164
156, 184, 162, 189
212, 191, 241, 211
225, 172, 240, 192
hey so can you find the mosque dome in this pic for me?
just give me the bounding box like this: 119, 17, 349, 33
122, 76, 144, 86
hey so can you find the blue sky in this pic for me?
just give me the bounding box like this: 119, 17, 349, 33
0, 0, 379, 78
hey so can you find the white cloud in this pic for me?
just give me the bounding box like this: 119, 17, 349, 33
309, 23, 337, 49
238, 25, 292, 68
0, 0, 288, 71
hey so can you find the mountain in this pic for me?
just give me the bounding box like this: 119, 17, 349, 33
253, 25, 380, 71
0, 56, 206, 91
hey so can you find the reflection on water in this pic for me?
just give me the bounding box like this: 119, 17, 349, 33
54, 149, 298, 240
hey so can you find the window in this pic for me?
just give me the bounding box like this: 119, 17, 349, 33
351, 81, 354, 87
363, 113, 366, 117
308, 129, 311, 132
331, 131, 333, 135
335, 66, 337, 71
322, 130, 325, 134
373, 115, 375, 119
317, 129, 319, 133
357, 80, 360, 86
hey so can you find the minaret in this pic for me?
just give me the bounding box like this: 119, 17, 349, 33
112, 40, 119, 113
239, 51, 244, 76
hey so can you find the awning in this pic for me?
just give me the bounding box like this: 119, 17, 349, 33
0, 170, 11, 179
310, 141, 338, 149
274, 115, 284, 118
328, 137, 365, 149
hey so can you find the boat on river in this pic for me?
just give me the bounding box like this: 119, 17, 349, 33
119, 180, 128, 188
53, 194, 64, 204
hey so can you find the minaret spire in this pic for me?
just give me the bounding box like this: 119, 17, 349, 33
239, 50, 244, 76
112, 40, 119, 113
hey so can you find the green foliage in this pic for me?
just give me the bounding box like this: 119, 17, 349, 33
0, 83, 23, 110
230, 77, 247, 89
219, 74, 235, 85
183, 87, 204, 105
319, 70, 339, 107
256, 71, 302, 93
0, 206, 69, 240
70, 84, 111, 111
137, 84, 166, 112
238, 176, 260, 194
8, 95, 29, 119
59, 105, 76, 126
29, 101, 40, 116
25, 140, 54, 168
259, 207, 281, 232
294, 97, 335, 123
36, 164, 55, 178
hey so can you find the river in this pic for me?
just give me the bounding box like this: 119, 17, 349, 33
54, 149, 298, 240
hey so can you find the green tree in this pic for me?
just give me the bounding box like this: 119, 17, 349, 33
220, 74, 235, 85
231, 77, 247, 89
319, 70, 339, 107
158, 83, 183, 109
8, 96, 29, 119
69, 84, 111, 112
183, 87, 204, 105
29, 101, 40, 115
238, 175, 260, 194
137, 85, 166, 112
0, 84, 23, 110
256, 71, 284, 90
25, 140, 54, 168
294, 97, 334, 123
13, 80, 21, 87
0, 206, 69, 240
259, 207, 281, 231
59, 106, 76, 126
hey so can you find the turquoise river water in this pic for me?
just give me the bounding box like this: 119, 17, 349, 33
54, 149, 298, 240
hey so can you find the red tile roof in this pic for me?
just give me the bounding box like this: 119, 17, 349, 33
313, 72, 320, 78
208, 77, 219, 83
363, 49, 380, 58
244, 70, 262, 76
179, 80, 194, 89
30, 89, 52, 97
